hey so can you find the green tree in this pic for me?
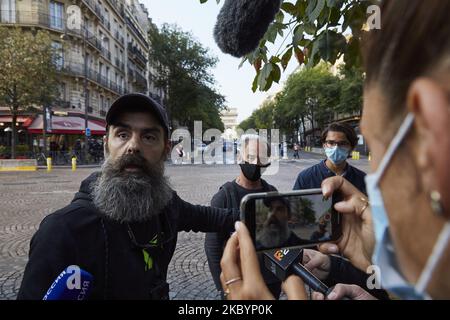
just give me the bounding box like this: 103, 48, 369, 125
148, 23, 225, 132
201, 0, 374, 91
276, 63, 340, 146
337, 65, 364, 116
0, 27, 59, 158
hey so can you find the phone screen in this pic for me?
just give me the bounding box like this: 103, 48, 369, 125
251, 193, 336, 251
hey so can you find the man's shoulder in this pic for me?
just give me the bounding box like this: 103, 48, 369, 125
39, 201, 100, 233
260, 179, 277, 192
297, 162, 324, 179
348, 164, 367, 177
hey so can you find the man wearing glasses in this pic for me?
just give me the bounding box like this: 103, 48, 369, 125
293, 122, 367, 194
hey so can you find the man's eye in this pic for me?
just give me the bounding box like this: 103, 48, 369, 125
118, 133, 129, 139
144, 134, 157, 142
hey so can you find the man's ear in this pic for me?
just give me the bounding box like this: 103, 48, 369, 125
407, 78, 450, 217
164, 139, 172, 160
103, 135, 109, 156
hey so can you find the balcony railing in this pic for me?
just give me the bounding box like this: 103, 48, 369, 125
135, 71, 147, 88
0, 10, 84, 38
99, 110, 106, 117
101, 47, 111, 61
60, 61, 123, 94
127, 43, 148, 66
125, 16, 148, 48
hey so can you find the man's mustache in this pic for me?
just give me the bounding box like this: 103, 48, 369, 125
115, 154, 150, 173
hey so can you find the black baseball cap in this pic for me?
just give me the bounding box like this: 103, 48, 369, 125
106, 93, 170, 137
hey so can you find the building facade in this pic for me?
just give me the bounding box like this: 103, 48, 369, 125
0, 0, 163, 156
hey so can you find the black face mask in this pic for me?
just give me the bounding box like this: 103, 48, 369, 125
239, 163, 262, 182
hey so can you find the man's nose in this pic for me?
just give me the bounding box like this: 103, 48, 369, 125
126, 134, 141, 154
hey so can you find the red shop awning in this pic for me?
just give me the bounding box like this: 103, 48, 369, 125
27, 115, 106, 135
0, 116, 34, 127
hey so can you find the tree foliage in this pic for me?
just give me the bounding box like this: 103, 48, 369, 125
148, 23, 225, 132
239, 63, 364, 145
0, 27, 59, 158
201, 0, 374, 91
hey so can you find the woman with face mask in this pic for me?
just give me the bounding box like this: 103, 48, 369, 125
219, 0, 450, 300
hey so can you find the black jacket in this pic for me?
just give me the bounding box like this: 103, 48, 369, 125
17, 172, 238, 300
204, 180, 283, 297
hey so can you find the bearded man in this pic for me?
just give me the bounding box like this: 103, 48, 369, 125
17, 94, 238, 300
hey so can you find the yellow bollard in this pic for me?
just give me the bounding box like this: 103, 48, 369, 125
368, 152, 372, 161
46, 157, 52, 172
357, 152, 360, 160
72, 157, 77, 171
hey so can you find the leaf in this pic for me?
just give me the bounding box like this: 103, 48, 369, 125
281, 48, 293, 70
275, 11, 285, 24
326, 0, 344, 8
252, 72, 259, 93
294, 46, 305, 65
253, 58, 262, 72
265, 24, 278, 44
281, 2, 297, 15
270, 56, 281, 64
238, 57, 247, 69
258, 63, 273, 91
292, 24, 304, 46
271, 63, 281, 83
304, 23, 317, 35
307, 0, 326, 23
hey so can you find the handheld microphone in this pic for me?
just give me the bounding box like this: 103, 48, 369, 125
214, 0, 282, 57
264, 249, 349, 299
43, 265, 93, 300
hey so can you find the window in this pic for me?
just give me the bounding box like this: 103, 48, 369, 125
49, 1, 64, 30
59, 83, 66, 101
99, 62, 103, 78
100, 95, 104, 111
1, 0, 16, 23
51, 41, 64, 70
106, 66, 110, 82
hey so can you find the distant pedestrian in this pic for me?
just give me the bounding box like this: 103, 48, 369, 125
293, 143, 300, 159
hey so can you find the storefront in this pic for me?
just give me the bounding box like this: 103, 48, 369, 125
27, 114, 106, 154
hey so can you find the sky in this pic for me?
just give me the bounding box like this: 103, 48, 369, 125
143, 0, 297, 123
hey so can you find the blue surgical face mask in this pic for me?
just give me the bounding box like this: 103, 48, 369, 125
324, 146, 349, 165
365, 113, 450, 300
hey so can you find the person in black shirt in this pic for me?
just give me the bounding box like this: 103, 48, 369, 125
17, 94, 238, 300
204, 134, 284, 298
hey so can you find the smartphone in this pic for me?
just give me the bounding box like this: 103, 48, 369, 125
240, 189, 342, 252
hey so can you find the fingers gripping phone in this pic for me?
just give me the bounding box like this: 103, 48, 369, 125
240, 189, 342, 252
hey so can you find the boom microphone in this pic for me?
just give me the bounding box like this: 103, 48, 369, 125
43, 265, 93, 300
214, 0, 282, 57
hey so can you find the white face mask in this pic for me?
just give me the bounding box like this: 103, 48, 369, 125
365, 113, 450, 300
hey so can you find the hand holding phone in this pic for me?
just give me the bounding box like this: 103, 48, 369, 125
240, 189, 342, 252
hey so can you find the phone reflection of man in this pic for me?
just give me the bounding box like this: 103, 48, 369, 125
257, 198, 304, 250
310, 222, 330, 242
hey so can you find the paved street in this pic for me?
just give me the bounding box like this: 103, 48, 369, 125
0, 151, 369, 300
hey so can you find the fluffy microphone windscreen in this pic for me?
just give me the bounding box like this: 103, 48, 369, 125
214, 0, 282, 57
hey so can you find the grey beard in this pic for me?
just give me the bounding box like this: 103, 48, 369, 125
92, 156, 173, 223
257, 221, 290, 248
